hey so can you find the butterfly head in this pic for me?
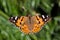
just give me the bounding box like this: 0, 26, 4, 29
41, 15, 51, 22
9, 16, 18, 23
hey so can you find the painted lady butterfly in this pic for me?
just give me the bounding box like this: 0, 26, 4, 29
9, 14, 51, 34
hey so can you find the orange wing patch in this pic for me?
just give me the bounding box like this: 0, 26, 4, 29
36, 16, 44, 26
21, 24, 30, 34
32, 24, 40, 33
16, 16, 25, 27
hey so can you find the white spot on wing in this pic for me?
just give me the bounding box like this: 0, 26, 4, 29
15, 16, 17, 20
42, 15, 45, 18
13, 20, 15, 22
45, 19, 47, 21
47, 15, 48, 18
11, 17, 13, 19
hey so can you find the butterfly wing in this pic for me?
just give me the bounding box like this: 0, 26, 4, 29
15, 16, 30, 34
31, 15, 45, 33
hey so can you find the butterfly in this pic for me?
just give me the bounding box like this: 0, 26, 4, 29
9, 14, 51, 34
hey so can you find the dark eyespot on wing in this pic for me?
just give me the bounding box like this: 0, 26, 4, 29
20, 22, 21, 24
35, 16, 41, 24
21, 17, 24, 21
36, 16, 39, 20
38, 21, 40, 24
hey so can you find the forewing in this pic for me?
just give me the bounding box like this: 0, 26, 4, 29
15, 16, 30, 34
31, 15, 45, 33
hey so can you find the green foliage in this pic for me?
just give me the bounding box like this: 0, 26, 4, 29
0, 0, 60, 40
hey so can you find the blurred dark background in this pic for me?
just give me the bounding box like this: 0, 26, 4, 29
0, 0, 60, 40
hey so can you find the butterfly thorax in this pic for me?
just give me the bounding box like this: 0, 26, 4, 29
26, 15, 34, 31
